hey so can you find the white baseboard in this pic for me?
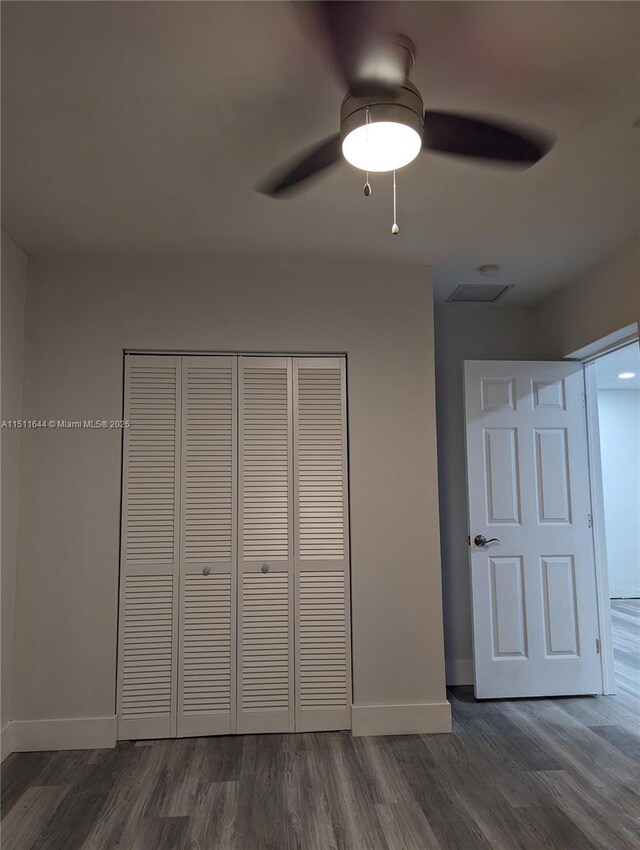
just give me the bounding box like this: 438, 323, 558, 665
351, 701, 452, 736
610, 591, 640, 600
1, 722, 14, 762
446, 658, 474, 687
11, 715, 117, 752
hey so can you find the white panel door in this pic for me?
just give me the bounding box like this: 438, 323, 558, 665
237, 356, 294, 733
464, 361, 601, 698
177, 356, 237, 736
117, 355, 181, 739
293, 357, 351, 731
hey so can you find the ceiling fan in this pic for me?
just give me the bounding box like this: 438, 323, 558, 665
258, 1, 553, 199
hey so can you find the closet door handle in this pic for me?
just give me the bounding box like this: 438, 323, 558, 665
261, 563, 270, 574
202, 565, 211, 576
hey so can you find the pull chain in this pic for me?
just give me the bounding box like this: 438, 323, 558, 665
363, 109, 372, 196
391, 170, 399, 235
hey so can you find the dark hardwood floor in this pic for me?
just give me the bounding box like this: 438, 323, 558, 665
2, 600, 639, 850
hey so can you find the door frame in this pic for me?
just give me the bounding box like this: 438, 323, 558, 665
577, 326, 640, 695
583, 360, 615, 695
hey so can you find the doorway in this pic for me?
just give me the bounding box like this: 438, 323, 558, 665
589, 342, 640, 694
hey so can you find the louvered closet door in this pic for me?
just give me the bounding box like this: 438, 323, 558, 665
177, 356, 237, 736
293, 357, 351, 732
237, 356, 294, 733
117, 355, 181, 740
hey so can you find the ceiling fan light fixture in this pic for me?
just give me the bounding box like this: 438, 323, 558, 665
340, 91, 424, 173
342, 120, 422, 172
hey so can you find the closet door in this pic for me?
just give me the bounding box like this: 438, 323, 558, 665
293, 357, 351, 732
237, 356, 294, 733
177, 356, 237, 736
117, 355, 181, 740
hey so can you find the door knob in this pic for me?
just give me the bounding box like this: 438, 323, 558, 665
473, 535, 501, 548
202, 565, 211, 576
261, 563, 269, 574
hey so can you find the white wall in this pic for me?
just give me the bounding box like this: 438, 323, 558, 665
434, 304, 543, 685
12, 233, 637, 736
13, 259, 450, 741
1, 231, 28, 752
597, 389, 640, 598
534, 235, 640, 359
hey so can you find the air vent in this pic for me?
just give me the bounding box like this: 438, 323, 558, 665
447, 284, 513, 303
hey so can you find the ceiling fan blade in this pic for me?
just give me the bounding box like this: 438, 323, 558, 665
423, 110, 553, 166
299, 1, 401, 96
304, 1, 375, 87
258, 134, 342, 198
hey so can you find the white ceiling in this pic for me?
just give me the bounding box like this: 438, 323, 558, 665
2, 1, 639, 304
596, 344, 640, 390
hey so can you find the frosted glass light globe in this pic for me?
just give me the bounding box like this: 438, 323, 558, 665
342, 121, 422, 172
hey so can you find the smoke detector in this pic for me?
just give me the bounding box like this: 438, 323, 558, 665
478, 264, 500, 277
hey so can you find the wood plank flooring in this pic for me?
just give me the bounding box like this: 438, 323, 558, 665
2, 600, 639, 850
611, 599, 640, 701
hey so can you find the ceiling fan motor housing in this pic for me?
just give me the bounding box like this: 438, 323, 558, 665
340, 83, 424, 143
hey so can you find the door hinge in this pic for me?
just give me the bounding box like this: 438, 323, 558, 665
596, 638, 601, 654
581, 392, 586, 409
587, 513, 593, 528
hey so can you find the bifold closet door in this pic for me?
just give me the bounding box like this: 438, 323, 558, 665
117, 355, 181, 740
118, 353, 350, 740
177, 356, 237, 736
293, 357, 351, 732
237, 356, 295, 733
